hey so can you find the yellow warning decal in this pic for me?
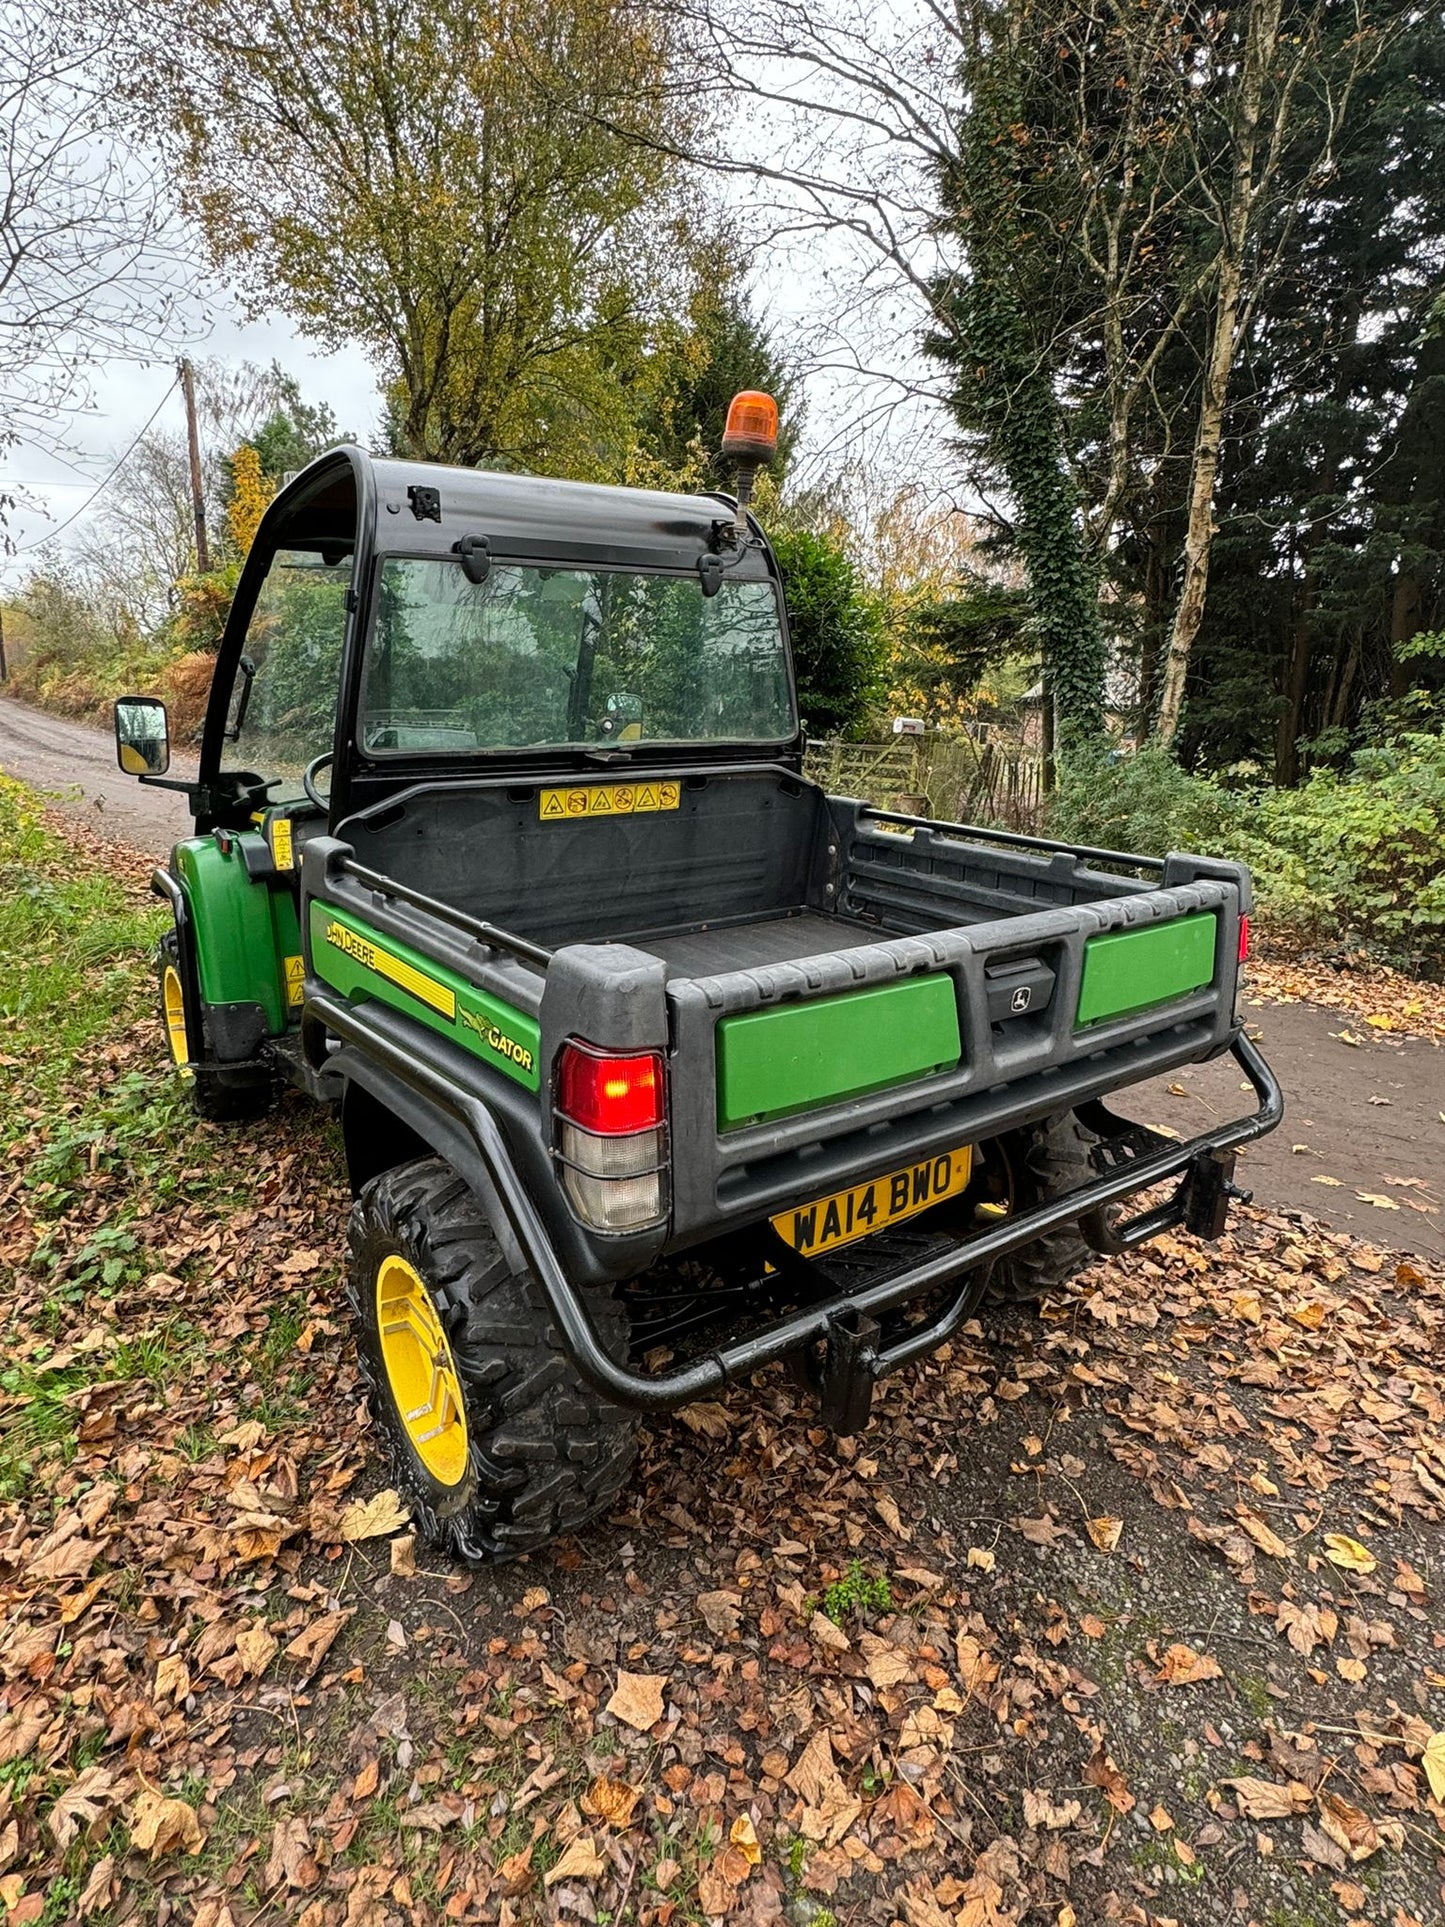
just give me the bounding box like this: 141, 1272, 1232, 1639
283, 953, 305, 1009
323, 921, 457, 1020
539, 780, 681, 822
270, 817, 294, 870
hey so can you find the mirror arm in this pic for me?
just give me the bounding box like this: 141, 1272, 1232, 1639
227, 655, 257, 741
138, 776, 208, 804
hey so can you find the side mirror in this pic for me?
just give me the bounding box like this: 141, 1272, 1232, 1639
114, 696, 171, 776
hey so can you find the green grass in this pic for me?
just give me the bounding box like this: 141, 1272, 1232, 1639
821, 1560, 892, 1624
0, 776, 167, 1124
0, 778, 306, 1504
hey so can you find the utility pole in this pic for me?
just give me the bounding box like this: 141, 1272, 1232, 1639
0, 602, 7, 682
178, 358, 210, 575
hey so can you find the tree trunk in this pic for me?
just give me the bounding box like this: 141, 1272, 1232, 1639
1153, 0, 1284, 748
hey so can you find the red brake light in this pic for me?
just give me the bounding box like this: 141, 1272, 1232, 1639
1238, 914, 1250, 963
557, 1042, 664, 1135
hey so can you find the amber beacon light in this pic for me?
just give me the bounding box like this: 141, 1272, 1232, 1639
720, 390, 779, 525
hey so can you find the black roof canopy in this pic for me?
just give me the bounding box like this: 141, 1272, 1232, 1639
269, 446, 771, 579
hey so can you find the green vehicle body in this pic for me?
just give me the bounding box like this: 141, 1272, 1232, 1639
117, 442, 1281, 1440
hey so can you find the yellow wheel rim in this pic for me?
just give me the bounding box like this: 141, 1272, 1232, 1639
161, 964, 189, 1069
375, 1254, 469, 1487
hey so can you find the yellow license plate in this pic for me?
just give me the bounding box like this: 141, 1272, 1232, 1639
772, 1146, 973, 1258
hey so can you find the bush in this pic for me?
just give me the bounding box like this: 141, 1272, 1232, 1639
769, 526, 885, 738
1049, 738, 1445, 977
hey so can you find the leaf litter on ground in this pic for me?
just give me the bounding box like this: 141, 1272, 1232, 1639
0, 792, 1443, 1925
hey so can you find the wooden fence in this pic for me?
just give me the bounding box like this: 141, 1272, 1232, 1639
803, 731, 1045, 831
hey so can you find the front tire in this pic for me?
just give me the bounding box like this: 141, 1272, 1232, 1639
347, 1157, 639, 1563
985, 1111, 1101, 1304
156, 930, 274, 1122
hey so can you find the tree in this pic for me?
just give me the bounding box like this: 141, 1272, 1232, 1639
924, 24, 1107, 747
113, 0, 704, 476
770, 526, 885, 736
0, 14, 186, 533
644, 277, 800, 486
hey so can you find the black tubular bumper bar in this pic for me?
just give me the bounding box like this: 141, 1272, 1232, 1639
311, 989, 1282, 1418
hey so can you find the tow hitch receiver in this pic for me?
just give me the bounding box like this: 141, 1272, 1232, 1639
818, 1310, 881, 1436
1183, 1146, 1251, 1239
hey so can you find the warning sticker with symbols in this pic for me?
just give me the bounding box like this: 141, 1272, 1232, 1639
283, 953, 305, 1008
538, 781, 681, 822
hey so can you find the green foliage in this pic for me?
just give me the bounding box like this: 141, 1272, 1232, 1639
1049, 745, 1244, 863
925, 36, 1106, 743
890, 578, 1031, 721
643, 279, 799, 489
125, 0, 703, 477
1050, 738, 1445, 974
770, 527, 886, 738
248, 371, 342, 483
821, 1560, 893, 1624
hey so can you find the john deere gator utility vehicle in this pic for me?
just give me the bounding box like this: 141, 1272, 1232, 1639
115, 393, 1282, 1562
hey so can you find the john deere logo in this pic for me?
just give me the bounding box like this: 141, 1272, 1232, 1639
326, 921, 378, 970
1010, 985, 1032, 1014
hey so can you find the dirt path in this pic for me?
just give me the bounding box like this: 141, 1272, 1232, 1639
1127, 999, 1444, 1258
7, 694, 1441, 1256
0, 692, 196, 852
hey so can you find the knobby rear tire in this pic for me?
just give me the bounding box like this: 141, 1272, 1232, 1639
347, 1156, 639, 1563
985, 1111, 1101, 1305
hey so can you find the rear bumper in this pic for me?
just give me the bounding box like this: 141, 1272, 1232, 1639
310, 988, 1281, 1419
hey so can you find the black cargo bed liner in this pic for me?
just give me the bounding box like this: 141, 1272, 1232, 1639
621, 910, 881, 978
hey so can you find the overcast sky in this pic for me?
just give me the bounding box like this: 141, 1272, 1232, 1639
0, 1, 963, 587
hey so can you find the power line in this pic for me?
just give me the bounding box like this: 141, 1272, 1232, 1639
6, 376, 179, 560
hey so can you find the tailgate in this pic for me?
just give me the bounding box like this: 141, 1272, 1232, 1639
665, 885, 1244, 1242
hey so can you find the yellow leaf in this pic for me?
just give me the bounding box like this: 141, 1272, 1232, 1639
234, 1623, 278, 1678
966, 1545, 996, 1573
1238, 1509, 1291, 1558
729, 1813, 761, 1867
129, 1789, 205, 1859
339, 1489, 410, 1542
605, 1670, 667, 1732
1086, 1515, 1122, 1552
1322, 1532, 1377, 1575
583, 1776, 641, 1828
1422, 1729, 1445, 1804
543, 1834, 604, 1887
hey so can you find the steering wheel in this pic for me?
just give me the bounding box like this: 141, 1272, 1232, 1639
303, 752, 334, 813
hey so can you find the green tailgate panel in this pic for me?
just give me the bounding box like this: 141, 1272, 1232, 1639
716, 975, 961, 1130
1075, 913, 1218, 1026
309, 900, 540, 1090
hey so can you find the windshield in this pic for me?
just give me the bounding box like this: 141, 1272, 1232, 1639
360, 558, 794, 754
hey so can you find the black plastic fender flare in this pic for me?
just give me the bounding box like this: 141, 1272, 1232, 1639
325, 1042, 532, 1280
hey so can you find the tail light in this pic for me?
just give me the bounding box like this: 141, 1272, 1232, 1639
1238, 914, 1250, 963
554, 1041, 668, 1232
